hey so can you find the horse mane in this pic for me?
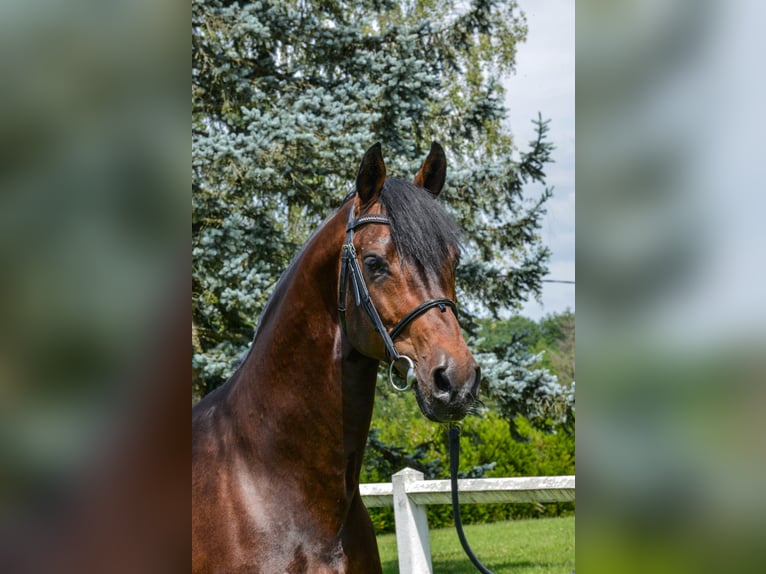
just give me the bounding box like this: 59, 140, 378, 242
378, 178, 463, 274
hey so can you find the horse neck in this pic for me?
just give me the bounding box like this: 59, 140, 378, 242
228, 204, 379, 492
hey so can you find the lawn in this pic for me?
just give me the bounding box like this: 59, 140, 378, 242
376, 516, 575, 573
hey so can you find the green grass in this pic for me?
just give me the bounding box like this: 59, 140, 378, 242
377, 516, 574, 573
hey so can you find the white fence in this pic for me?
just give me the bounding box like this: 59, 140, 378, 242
360, 468, 575, 574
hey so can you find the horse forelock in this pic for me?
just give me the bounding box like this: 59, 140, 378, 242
378, 178, 463, 275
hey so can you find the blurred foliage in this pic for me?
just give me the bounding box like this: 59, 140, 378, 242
578, 0, 766, 570
192, 0, 555, 400
0, 2, 189, 571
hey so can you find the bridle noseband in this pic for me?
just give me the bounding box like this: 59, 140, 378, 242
338, 205, 458, 391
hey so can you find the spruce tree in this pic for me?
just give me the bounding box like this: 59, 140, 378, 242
192, 0, 554, 400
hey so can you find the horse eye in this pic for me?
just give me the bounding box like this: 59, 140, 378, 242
364, 255, 387, 276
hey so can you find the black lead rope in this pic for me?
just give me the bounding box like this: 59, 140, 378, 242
449, 426, 496, 574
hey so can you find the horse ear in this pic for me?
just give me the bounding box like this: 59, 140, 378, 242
414, 142, 446, 197
356, 143, 386, 207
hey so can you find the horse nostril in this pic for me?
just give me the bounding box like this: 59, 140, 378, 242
433, 367, 451, 396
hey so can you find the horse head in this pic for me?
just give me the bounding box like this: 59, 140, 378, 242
340, 143, 481, 423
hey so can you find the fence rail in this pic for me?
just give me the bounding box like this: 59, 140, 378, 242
359, 468, 575, 574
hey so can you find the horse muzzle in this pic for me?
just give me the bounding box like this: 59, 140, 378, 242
412, 357, 481, 423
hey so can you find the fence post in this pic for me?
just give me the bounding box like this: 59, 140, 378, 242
392, 467, 432, 574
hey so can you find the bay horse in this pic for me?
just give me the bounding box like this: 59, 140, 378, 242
192, 143, 481, 573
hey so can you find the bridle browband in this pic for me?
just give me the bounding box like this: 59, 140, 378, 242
338, 204, 458, 391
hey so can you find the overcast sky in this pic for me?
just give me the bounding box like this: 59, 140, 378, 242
504, 0, 575, 320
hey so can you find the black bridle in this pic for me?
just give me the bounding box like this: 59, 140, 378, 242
338, 205, 457, 391
338, 204, 495, 573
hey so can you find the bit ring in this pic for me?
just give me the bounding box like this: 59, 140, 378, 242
388, 355, 416, 391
